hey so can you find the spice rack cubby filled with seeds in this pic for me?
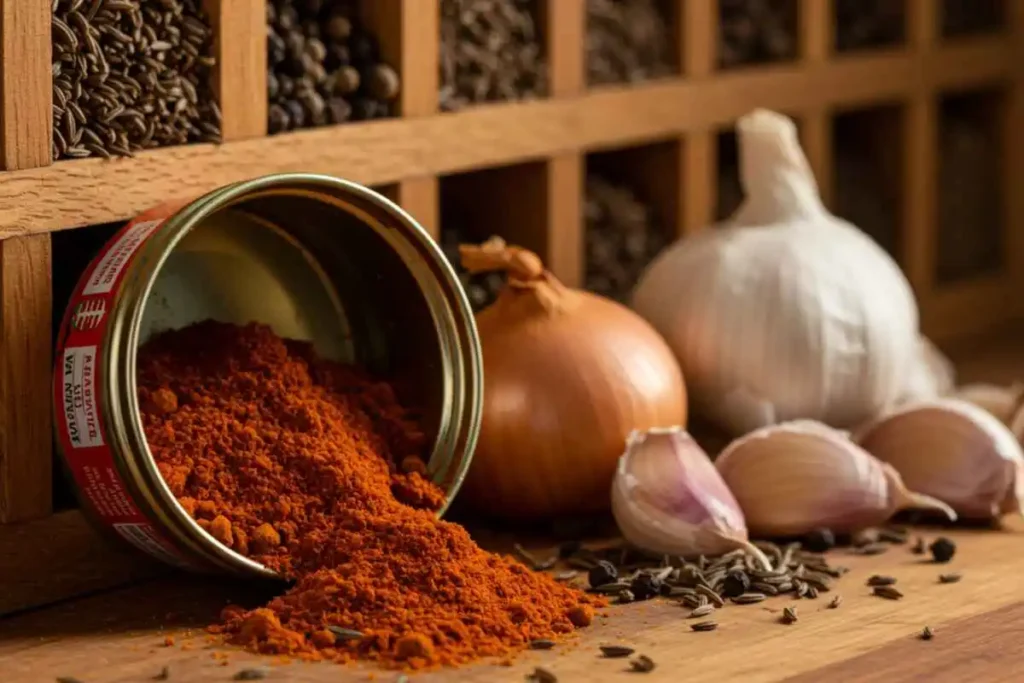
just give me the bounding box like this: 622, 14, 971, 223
0, 0, 1021, 614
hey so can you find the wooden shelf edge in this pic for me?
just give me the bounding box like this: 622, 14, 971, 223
0, 41, 1014, 238
0, 510, 166, 618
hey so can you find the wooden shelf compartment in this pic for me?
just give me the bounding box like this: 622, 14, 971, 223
0, 0, 1021, 616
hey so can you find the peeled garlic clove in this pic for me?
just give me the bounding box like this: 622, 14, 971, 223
952, 383, 1024, 427
715, 420, 956, 537
611, 427, 772, 570
855, 398, 1024, 520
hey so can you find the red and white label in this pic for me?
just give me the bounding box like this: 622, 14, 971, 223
83, 219, 163, 295
59, 346, 104, 449
54, 201, 196, 570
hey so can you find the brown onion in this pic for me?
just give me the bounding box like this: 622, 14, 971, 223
458, 238, 687, 520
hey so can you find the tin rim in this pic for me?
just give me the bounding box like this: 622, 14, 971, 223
104, 174, 483, 578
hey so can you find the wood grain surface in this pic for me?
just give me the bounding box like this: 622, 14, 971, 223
2, 523, 1023, 682
0, 40, 1011, 240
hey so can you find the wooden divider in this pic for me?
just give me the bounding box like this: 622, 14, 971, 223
799, 0, 835, 207
680, 0, 715, 236
365, 0, 441, 239
0, 0, 53, 523
203, 0, 267, 142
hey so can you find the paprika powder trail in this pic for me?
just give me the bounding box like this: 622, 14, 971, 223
138, 321, 603, 670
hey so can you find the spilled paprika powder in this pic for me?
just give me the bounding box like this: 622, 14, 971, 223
137, 321, 602, 670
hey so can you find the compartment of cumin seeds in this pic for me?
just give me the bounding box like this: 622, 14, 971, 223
718, 0, 799, 70
266, 0, 400, 134
833, 104, 905, 261
936, 89, 1007, 284
439, 0, 548, 112
834, 0, 907, 53
51, 0, 220, 161
439, 161, 552, 311
586, 0, 679, 88
584, 141, 678, 303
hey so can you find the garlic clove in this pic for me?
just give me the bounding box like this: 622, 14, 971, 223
854, 398, 1024, 520
715, 420, 956, 537
611, 426, 772, 570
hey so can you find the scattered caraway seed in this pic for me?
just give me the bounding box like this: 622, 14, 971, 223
879, 527, 909, 544
617, 589, 635, 604
554, 570, 578, 582
154, 666, 170, 681
690, 620, 718, 632
528, 666, 558, 683
689, 604, 716, 619
630, 655, 657, 673
939, 573, 963, 584
233, 668, 270, 681
780, 606, 798, 624
514, 544, 557, 571
920, 626, 934, 641
867, 575, 898, 587
326, 626, 364, 642
873, 586, 904, 601
600, 645, 635, 658
828, 595, 843, 609
912, 537, 926, 554
929, 538, 957, 563
731, 592, 766, 605
530, 639, 556, 650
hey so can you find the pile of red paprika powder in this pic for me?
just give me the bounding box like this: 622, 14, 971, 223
137, 320, 602, 670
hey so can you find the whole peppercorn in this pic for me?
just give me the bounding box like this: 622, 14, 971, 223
929, 537, 956, 563
721, 570, 750, 598
587, 560, 618, 588
803, 528, 836, 553
629, 573, 662, 601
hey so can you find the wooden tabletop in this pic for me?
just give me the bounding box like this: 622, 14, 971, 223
3, 519, 1024, 683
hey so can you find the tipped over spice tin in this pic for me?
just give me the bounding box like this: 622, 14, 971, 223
53, 174, 483, 577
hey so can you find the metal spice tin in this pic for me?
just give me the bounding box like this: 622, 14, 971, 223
53, 174, 483, 578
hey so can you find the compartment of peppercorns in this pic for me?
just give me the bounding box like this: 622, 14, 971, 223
718, 0, 798, 70
267, 0, 400, 134
834, 0, 906, 53
585, 145, 675, 302
941, 0, 1006, 38
439, 0, 547, 112
586, 0, 678, 87
936, 90, 1005, 284
833, 106, 904, 261
51, 0, 220, 161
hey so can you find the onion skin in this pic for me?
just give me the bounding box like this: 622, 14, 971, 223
459, 250, 687, 521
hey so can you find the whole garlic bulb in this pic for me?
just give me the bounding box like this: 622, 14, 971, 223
611, 427, 771, 569
632, 109, 919, 435
715, 420, 956, 536
855, 399, 1024, 520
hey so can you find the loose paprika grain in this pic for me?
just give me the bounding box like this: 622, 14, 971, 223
137, 321, 602, 670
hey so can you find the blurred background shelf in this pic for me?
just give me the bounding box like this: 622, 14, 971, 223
0, 0, 1022, 611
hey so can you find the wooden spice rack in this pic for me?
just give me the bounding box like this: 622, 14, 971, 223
0, 0, 1022, 615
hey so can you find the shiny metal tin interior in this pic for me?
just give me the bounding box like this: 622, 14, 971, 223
103, 174, 483, 578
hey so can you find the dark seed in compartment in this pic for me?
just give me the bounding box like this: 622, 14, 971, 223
718, 0, 798, 69
834, 0, 905, 52
586, 0, 674, 87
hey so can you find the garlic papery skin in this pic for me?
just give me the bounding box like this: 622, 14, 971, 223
611, 427, 772, 570
854, 399, 1024, 520
715, 421, 956, 537
631, 109, 919, 435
